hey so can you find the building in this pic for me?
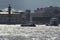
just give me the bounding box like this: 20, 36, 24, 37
0, 5, 60, 24
31, 6, 60, 24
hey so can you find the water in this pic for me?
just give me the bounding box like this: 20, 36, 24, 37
0, 24, 60, 40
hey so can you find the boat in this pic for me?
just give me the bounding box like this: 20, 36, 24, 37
46, 17, 59, 26
21, 23, 36, 27
21, 11, 36, 27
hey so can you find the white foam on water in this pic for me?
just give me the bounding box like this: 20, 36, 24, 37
0, 24, 59, 40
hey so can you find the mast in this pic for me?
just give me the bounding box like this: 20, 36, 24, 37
8, 4, 11, 24
30, 13, 32, 23
8, 4, 11, 14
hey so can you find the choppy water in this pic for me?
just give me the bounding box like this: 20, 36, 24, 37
0, 24, 60, 40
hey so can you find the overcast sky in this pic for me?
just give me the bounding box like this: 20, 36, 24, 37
0, 0, 60, 10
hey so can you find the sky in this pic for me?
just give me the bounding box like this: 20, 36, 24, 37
0, 0, 60, 10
